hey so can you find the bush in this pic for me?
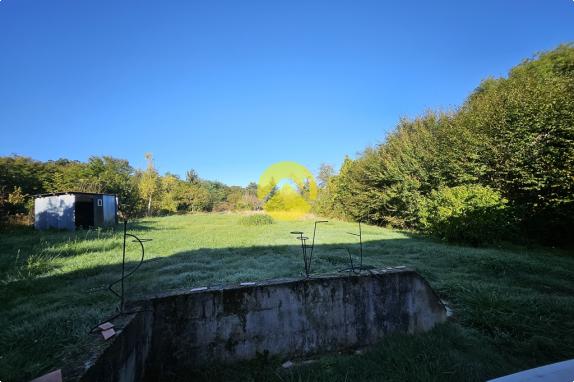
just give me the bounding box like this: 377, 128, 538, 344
212, 202, 232, 212
238, 214, 274, 226
417, 185, 511, 245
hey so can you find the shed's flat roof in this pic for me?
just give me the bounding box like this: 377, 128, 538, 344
34, 192, 117, 198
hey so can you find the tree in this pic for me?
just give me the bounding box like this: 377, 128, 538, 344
159, 174, 180, 213
320, 44, 574, 245
185, 169, 200, 184
202, 180, 229, 209
188, 184, 211, 212
139, 153, 160, 216
245, 182, 258, 196
456, 44, 574, 243
317, 164, 334, 188
85, 156, 139, 216
6, 186, 26, 214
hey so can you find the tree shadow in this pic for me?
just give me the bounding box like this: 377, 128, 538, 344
0, 219, 186, 281
3, 237, 574, 382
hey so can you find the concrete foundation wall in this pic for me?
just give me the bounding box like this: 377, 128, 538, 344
76, 268, 446, 382
77, 311, 153, 382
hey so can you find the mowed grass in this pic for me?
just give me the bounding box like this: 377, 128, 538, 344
1, 213, 573, 381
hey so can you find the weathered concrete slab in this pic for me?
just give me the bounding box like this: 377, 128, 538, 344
488, 359, 574, 382
74, 268, 446, 382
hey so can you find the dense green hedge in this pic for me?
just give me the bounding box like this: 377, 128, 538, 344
316, 44, 574, 246
417, 185, 511, 245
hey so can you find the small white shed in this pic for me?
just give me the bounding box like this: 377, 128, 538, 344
34, 192, 118, 230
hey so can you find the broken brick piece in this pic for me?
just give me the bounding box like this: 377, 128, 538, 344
98, 322, 114, 331
101, 328, 116, 340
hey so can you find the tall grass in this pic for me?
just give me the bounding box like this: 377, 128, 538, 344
0, 213, 572, 381
238, 214, 274, 226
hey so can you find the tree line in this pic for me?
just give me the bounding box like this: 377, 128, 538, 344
0, 153, 261, 224
2, 44, 572, 246
315, 44, 574, 246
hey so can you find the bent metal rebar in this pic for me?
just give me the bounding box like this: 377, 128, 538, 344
290, 220, 328, 277
90, 220, 151, 333
339, 221, 371, 273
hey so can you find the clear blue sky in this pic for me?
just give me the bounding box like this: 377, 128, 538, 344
1, 1, 572, 186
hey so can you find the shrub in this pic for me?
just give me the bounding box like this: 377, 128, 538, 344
214, 201, 238, 212
417, 185, 510, 245
238, 214, 274, 226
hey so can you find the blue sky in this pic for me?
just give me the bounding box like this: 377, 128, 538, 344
0, 0, 572, 186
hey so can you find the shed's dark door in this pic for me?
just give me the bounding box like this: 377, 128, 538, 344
93, 196, 104, 227
75, 200, 94, 229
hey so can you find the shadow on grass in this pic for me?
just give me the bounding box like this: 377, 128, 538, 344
2, 237, 574, 382
186, 323, 510, 382
0, 219, 189, 282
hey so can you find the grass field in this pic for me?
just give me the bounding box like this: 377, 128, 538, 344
1, 213, 573, 381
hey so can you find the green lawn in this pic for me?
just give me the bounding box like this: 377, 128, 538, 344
1, 213, 573, 381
